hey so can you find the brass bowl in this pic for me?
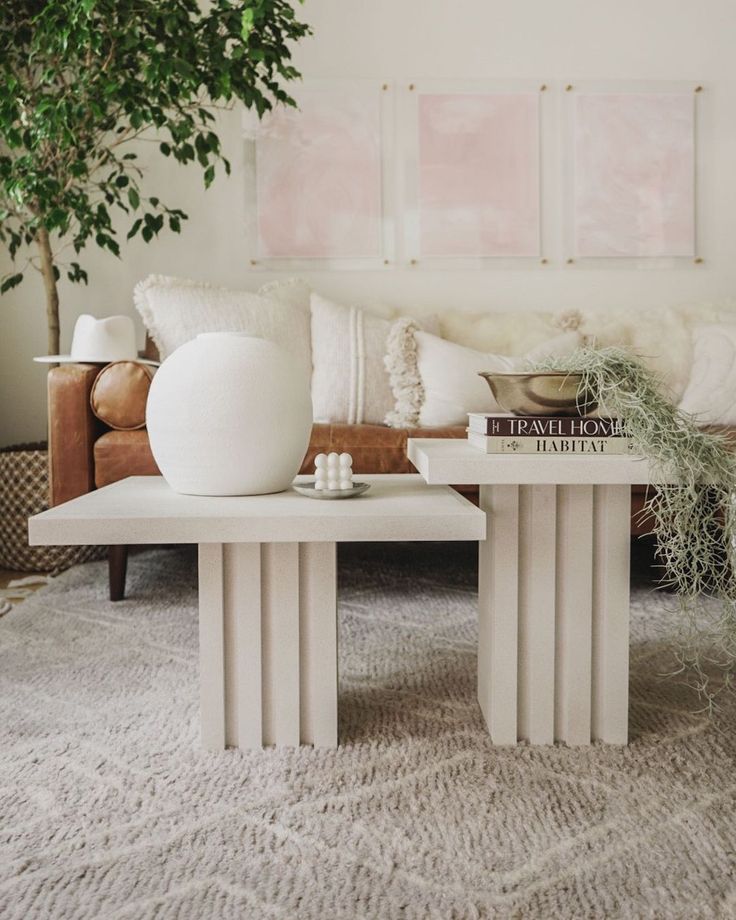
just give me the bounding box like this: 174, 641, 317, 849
479, 371, 597, 417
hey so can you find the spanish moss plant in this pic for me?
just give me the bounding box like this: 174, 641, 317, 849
531, 346, 736, 709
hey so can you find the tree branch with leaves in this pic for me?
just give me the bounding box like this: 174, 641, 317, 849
0, 0, 310, 353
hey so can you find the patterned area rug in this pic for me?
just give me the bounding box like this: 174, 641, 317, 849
2, 544, 736, 919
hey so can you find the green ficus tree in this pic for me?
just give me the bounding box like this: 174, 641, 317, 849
0, 0, 310, 354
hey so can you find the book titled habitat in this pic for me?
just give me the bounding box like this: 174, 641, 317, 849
466, 432, 638, 455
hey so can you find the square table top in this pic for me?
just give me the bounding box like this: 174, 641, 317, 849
407, 438, 658, 486
29, 474, 485, 546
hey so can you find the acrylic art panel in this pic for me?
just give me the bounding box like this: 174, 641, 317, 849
573, 93, 695, 258
417, 93, 540, 258
255, 87, 383, 259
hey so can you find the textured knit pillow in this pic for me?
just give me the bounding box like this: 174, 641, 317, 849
256, 277, 399, 321
438, 308, 564, 355
385, 326, 582, 428
257, 277, 312, 312
679, 323, 736, 425
134, 275, 311, 378
576, 305, 694, 401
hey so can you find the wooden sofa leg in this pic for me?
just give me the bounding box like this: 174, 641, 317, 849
109, 545, 128, 601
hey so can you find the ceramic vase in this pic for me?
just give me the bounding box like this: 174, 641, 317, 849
146, 333, 312, 496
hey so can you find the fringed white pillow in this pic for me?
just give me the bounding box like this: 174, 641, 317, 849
385, 325, 582, 428
384, 319, 424, 428
134, 275, 311, 379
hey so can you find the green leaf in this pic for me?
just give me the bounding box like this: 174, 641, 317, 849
127, 188, 140, 209
67, 262, 88, 284
0, 272, 23, 294
241, 8, 255, 40
194, 133, 210, 166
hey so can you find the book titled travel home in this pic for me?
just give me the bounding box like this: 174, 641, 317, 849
467, 413, 625, 438
466, 431, 639, 455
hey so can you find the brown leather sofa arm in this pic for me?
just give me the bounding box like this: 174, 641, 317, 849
47, 363, 106, 506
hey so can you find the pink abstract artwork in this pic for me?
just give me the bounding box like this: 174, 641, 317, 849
573, 93, 695, 257
256, 88, 383, 259
417, 93, 540, 258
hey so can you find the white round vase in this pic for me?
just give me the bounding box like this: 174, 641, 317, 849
146, 333, 312, 496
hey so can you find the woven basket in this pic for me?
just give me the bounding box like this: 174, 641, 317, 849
0, 443, 105, 574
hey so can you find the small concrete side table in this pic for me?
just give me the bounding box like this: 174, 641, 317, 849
408, 439, 654, 746
29, 474, 484, 751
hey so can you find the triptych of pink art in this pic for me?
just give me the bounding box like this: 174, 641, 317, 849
253, 84, 695, 263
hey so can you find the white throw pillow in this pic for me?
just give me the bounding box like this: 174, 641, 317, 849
310, 293, 398, 425
134, 275, 311, 379
385, 325, 582, 428
679, 323, 736, 425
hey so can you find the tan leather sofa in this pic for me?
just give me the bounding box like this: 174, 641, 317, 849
48, 362, 653, 600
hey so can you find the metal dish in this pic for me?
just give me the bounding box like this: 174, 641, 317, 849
292, 482, 371, 500
478, 371, 597, 418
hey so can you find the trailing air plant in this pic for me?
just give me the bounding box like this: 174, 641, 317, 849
532, 345, 736, 709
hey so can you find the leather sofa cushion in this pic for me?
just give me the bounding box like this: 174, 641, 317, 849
90, 361, 155, 430
94, 430, 159, 487
93, 423, 467, 489
300, 423, 467, 475
93, 423, 651, 529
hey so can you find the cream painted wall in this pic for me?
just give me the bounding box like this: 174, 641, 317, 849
2, 0, 735, 444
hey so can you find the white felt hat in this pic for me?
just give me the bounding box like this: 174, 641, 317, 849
34, 314, 158, 365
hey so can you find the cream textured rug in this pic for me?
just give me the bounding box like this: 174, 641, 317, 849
2, 544, 736, 920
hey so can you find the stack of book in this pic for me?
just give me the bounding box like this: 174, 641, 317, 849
467, 413, 639, 455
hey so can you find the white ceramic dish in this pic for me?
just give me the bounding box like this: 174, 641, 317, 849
292, 482, 371, 500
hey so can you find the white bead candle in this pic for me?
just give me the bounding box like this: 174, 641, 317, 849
313, 452, 354, 491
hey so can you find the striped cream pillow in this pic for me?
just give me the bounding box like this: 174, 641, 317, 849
309, 293, 396, 425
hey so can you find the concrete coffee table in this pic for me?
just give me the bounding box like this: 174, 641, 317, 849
29, 474, 484, 751
408, 439, 655, 747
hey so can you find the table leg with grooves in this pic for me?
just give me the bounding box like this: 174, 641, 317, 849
198, 541, 338, 750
